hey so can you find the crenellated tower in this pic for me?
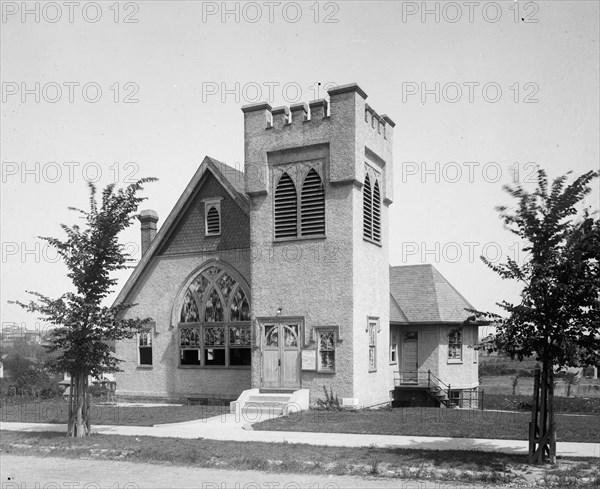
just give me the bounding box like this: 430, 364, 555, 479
243, 83, 395, 407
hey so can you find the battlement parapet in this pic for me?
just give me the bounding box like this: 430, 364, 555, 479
365, 104, 395, 140
242, 83, 394, 199
242, 83, 392, 143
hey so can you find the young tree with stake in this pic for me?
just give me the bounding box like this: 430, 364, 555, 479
11, 179, 156, 437
468, 169, 599, 464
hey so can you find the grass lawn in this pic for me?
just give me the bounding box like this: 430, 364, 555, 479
253, 407, 600, 443
483, 393, 600, 414
2, 430, 599, 487
480, 375, 600, 398
0, 398, 225, 426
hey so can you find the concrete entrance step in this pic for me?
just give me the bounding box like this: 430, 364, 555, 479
248, 395, 291, 403
230, 388, 310, 417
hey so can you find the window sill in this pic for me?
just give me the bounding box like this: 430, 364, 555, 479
389, 362, 397, 366
137, 365, 153, 369
204, 233, 221, 238
369, 368, 377, 373
273, 235, 326, 244
447, 359, 463, 364
178, 365, 251, 370
363, 237, 382, 247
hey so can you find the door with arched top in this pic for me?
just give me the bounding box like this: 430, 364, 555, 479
261, 322, 301, 388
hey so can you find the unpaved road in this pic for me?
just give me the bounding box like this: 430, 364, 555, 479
1, 454, 492, 488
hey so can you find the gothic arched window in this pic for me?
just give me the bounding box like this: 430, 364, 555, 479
274, 172, 298, 239
274, 166, 326, 240
300, 169, 325, 236
179, 266, 251, 367
363, 169, 382, 244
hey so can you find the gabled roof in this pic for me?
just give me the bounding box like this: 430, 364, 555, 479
113, 156, 248, 306
389, 264, 474, 324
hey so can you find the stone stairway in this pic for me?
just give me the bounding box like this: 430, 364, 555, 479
230, 388, 310, 419
243, 392, 293, 416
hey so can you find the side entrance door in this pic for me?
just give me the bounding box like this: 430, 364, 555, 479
262, 323, 301, 388
401, 331, 419, 383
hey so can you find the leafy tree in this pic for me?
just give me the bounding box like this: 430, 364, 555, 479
469, 169, 599, 463
11, 179, 155, 436
562, 371, 580, 397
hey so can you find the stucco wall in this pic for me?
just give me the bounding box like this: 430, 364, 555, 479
116, 253, 252, 399
244, 85, 394, 407
116, 168, 252, 400
438, 324, 479, 389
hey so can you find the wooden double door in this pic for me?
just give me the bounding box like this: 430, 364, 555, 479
261, 322, 301, 389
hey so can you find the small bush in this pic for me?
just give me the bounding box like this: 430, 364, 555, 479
315, 385, 342, 411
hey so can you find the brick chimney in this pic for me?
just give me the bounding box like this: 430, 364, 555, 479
138, 210, 159, 257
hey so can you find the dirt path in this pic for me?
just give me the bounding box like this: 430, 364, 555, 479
1, 454, 489, 489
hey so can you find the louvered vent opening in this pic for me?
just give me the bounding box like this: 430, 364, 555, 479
206, 205, 220, 235
301, 169, 325, 236
274, 173, 298, 239
363, 174, 373, 239
373, 180, 381, 242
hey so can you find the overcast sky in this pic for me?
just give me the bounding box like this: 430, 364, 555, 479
2, 1, 599, 337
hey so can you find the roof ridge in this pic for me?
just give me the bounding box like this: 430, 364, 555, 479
426, 265, 443, 322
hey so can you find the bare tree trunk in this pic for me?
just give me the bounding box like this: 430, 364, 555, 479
67, 372, 90, 437
529, 355, 556, 464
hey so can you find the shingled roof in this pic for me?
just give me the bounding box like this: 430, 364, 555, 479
113, 156, 248, 306
389, 264, 474, 323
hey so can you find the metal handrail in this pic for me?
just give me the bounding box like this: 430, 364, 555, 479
394, 369, 452, 405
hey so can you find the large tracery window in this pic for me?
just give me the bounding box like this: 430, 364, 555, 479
179, 265, 251, 368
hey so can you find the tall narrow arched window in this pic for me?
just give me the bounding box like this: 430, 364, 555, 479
372, 180, 381, 243
301, 169, 325, 236
363, 170, 382, 244
274, 172, 297, 239
363, 174, 373, 240
178, 265, 251, 367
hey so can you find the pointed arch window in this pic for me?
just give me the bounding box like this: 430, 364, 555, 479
363, 169, 382, 244
204, 199, 222, 237
363, 174, 373, 240
178, 266, 251, 368
274, 167, 326, 240
274, 172, 297, 239
301, 169, 325, 236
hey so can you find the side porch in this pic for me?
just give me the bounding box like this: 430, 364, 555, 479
393, 369, 483, 409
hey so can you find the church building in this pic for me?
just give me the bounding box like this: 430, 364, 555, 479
113, 83, 480, 411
